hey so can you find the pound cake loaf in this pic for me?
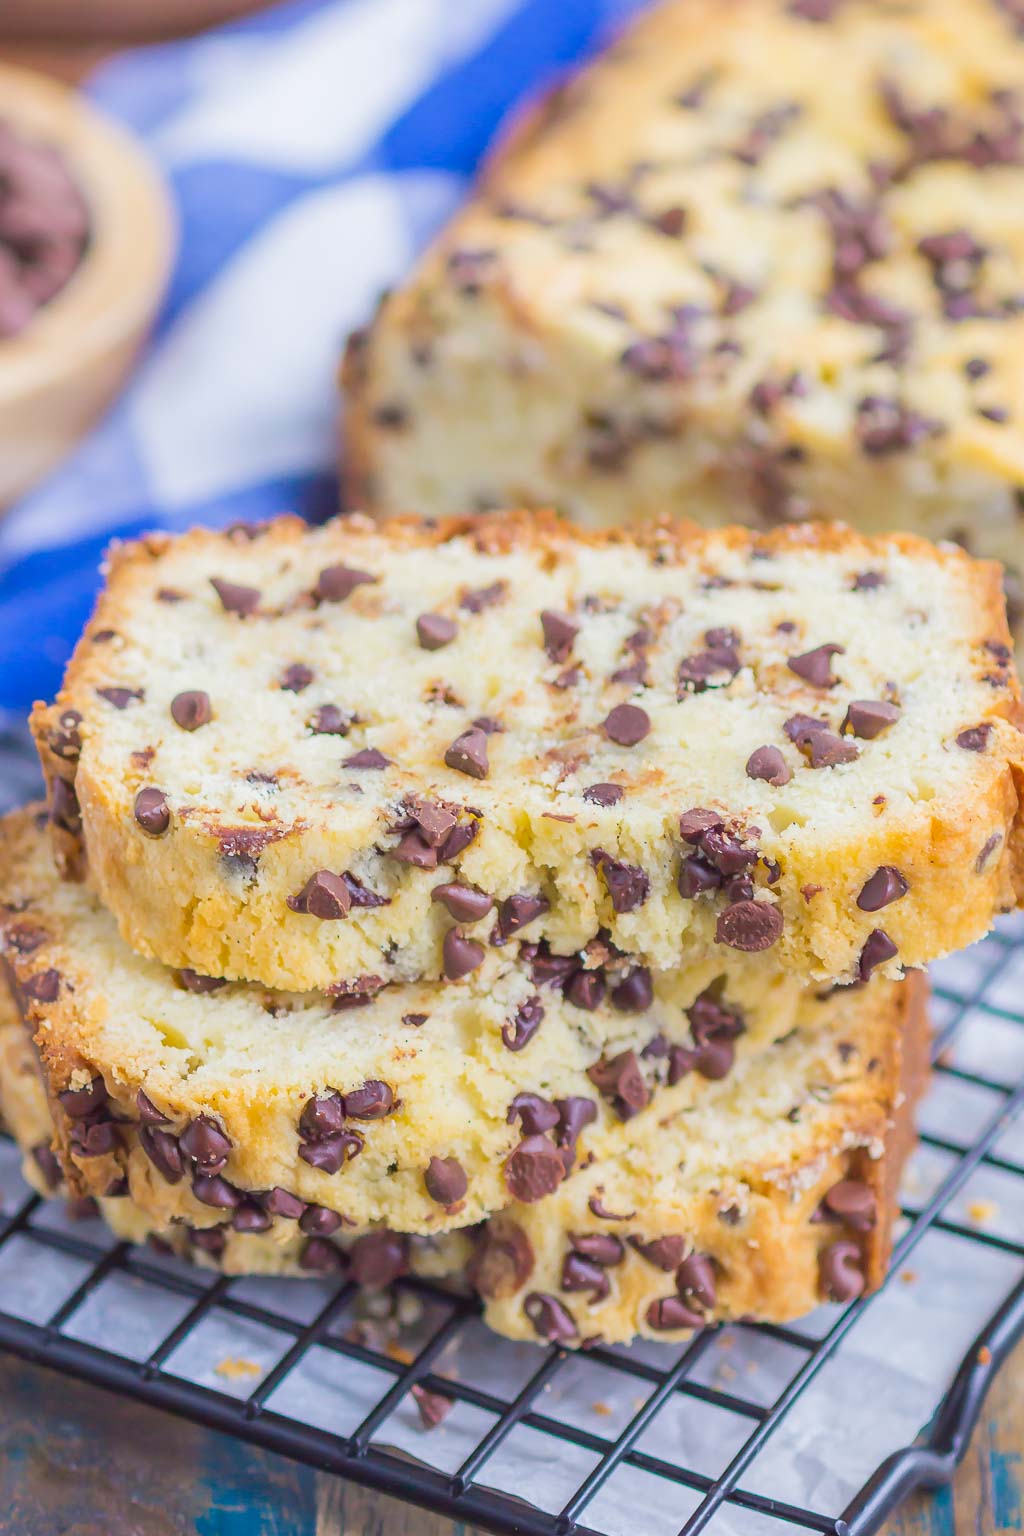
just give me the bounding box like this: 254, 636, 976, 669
32, 512, 1024, 991
0, 873, 927, 1342
1, 805, 881, 1244
342, 0, 1024, 632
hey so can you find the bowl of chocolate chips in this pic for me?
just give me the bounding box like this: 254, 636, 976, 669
0, 64, 174, 506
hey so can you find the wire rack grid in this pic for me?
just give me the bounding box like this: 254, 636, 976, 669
0, 736, 1021, 1536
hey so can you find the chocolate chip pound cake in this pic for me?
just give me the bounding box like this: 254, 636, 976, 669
32, 513, 1024, 992
0, 844, 926, 1341
342, 0, 1024, 632
2, 805, 879, 1245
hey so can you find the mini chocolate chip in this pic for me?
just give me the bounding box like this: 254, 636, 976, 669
842, 699, 901, 738
976, 832, 1002, 873
22, 968, 61, 1003
445, 727, 489, 779
315, 564, 376, 602
403, 1012, 428, 1027
139, 1127, 184, 1184
819, 1238, 864, 1302
566, 969, 606, 1011
264, 1187, 307, 1219
524, 1291, 579, 1344
442, 817, 482, 866
232, 1202, 272, 1234
540, 609, 579, 663
136, 1090, 169, 1124
59, 1078, 107, 1118
852, 570, 885, 591
745, 745, 792, 785
389, 830, 439, 868
424, 1155, 468, 1207
177, 968, 227, 997
610, 966, 653, 1013
603, 703, 650, 746
957, 724, 993, 751
210, 577, 260, 616
416, 612, 457, 649
467, 1218, 535, 1297
677, 644, 741, 694
787, 644, 844, 687
192, 1174, 241, 1209
134, 787, 170, 835
299, 1204, 344, 1237
431, 881, 493, 922
189, 1227, 228, 1258
472, 715, 504, 735
350, 1231, 407, 1288
300, 1237, 347, 1274
507, 1092, 560, 1136
554, 1096, 597, 1155
180, 1115, 232, 1172
501, 996, 544, 1051
97, 687, 143, 709
583, 782, 623, 807
821, 1179, 877, 1231
858, 928, 898, 981
443, 927, 485, 980
678, 808, 723, 840
504, 1134, 565, 1202
592, 849, 650, 913
49, 780, 80, 841
570, 1233, 624, 1266
280, 663, 314, 693
646, 1296, 704, 1331
32, 1144, 62, 1191
343, 1080, 394, 1119
460, 582, 505, 613
561, 1252, 610, 1301
586, 1050, 650, 1120
494, 891, 549, 941
412, 1385, 454, 1429
678, 855, 722, 899
309, 704, 353, 736
343, 748, 391, 770
299, 1091, 345, 1140
798, 727, 860, 769
716, 899, 784, 952
287, 871, 352, 921
857, 867, 908, 912
48, 710, 83, 762
676, 1253, 716, 1309
70, 1119, 119, 1158
298, 1132, 363, 1173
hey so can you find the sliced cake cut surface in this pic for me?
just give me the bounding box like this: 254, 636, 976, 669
0, 867, 928, 1344
32, 513, 1024, 992
1, 804, 883, 1241
342, 0, 1024, 629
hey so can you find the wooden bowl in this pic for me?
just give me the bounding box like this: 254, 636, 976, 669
0, 65, 174, 508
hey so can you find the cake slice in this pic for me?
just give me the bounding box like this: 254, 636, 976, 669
33, 512, 1024, 992
0, 871, 927, 1342
342, 0, 1024, 633
2, 804, 882, 1244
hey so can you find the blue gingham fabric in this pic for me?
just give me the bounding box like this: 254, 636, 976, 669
0, 0, 646, 720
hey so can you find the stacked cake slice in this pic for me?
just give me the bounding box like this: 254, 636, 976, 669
5, 511, 1022, 1346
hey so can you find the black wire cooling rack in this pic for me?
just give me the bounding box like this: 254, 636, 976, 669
0, 730, 1021, 1536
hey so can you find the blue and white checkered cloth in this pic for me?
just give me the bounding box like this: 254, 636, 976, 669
0, 0, 645, 719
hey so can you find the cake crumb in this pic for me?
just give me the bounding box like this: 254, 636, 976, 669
592, 1401, 612, 1417
967, 1199, 998, 1226
977, 1345, 992, 1366
214, 1356, 261, 1381
900, 1269, 917, 1285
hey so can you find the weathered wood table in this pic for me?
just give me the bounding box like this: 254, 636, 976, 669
1, 1342, 1020, 1535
